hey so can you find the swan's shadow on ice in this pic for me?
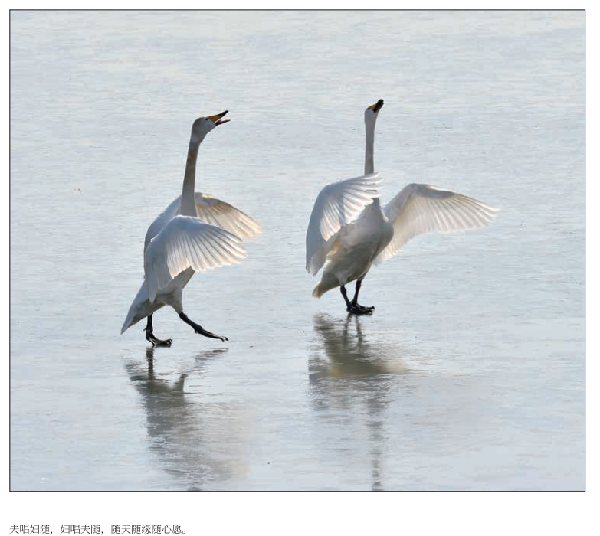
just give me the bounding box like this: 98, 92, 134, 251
309, 314, 414, 491
124, 347, 245, 490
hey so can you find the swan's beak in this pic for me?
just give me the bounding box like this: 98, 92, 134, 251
208, 110, 230, 126
369, 99, 384, 113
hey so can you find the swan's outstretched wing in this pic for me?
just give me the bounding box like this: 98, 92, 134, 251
144, 197, 181, 254
306, 172, 382, 275
144, 215, 246, 302
144, 193, 261, 255
377, 184, 498, 263
194, 193, 262, 240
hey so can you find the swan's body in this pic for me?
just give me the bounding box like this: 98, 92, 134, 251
122, 111, 261, 345
312, 198, 394, 298
307, 100, 498, 313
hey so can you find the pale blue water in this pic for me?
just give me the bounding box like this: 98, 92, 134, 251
10, 10, 585, 490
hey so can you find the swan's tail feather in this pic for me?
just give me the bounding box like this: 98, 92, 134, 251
312, 273, 339, 298
121, 281, 151, 335
121, 308, 137, 335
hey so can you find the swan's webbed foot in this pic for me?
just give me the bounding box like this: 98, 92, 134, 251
341, 285, 374, 315
347, 303, 374, 315
352, 302, 375, 312
193, 326, 228, 342
179, 312, 228, 342
343, 280, 375, 315
144, 328, 173, 347
143, 314, 172, 347
146, 333, 173, 348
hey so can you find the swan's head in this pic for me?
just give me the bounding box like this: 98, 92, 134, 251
364, 99, 384, 125
190, 110, 230, 144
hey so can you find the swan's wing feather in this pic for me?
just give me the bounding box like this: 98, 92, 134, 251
195, 192, 263, 240
144, 215, 246, 302
306, 172, 382, 275
143, 192, 262, 256
144, 197, 183, 254
378, 183, 498, 263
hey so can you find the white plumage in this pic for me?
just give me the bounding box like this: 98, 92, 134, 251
377, 183, 498, 264
306, 172, 382, 276
144, 215, 246, 303
144, 192, 262, 253
306, 100, 498, 313
122, 111, 261, 344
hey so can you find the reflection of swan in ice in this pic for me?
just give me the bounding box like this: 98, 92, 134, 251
309, 314, 414, 491
310, 313, 410, 380
124, 348, 251, 490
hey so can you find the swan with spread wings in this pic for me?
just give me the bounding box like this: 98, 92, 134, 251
122, 111, 262, 345
306, 100, 498, 314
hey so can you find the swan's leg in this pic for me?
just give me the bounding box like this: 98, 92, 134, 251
340, 285, 352, 308
351, 279, 375, 313
178, 312, 228, 342
143, 314, 173, 347
342, 284, 372, 315
351, 279, 363, 305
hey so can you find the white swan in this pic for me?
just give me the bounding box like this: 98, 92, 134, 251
122, 111, 262, 345
306, 99, 498, 314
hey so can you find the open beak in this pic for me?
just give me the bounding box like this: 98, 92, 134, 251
369, 99, 384, 113
207, 110, 230, 126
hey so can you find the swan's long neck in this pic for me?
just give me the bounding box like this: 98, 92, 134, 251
364, 117, 384, 217
364, 119, 376, 175
180, 140, 200, 217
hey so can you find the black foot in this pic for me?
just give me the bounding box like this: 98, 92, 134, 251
144, 328, 172, 347
347, 303, 375, 315
193, 327, 228, 343
178, 312, 228, 342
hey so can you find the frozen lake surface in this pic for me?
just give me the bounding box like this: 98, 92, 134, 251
10, 10, 585, 490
